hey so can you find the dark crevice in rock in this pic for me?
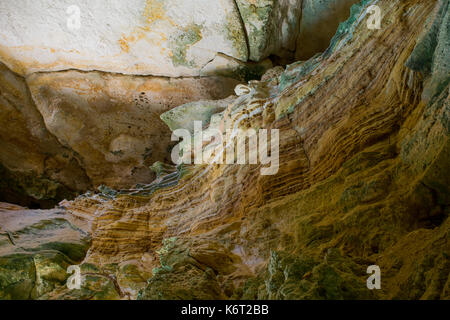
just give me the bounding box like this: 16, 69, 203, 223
419, 182, 448, 229
231, 0, 251, 62
0, 163, 80, 209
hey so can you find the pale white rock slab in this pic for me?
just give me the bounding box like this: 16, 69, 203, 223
0, 0, 248, 77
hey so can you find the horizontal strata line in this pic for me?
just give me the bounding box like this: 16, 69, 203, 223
22, 50, 251, 80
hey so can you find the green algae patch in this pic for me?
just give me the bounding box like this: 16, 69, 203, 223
0, 254, 36, 300
0, 250, 88, 300
406, 0, 447, 74
325, 0, 375, 55
248, 249, 377, 300
169, 24, 203, 68
235, 0, 274, 61
406, 0, 449, 102
225, 11, 249, 61
138, 238, 228, 300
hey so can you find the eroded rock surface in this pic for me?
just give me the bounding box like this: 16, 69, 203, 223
0, 0, 449, 300
0, 0, 362, 204
0, 63, 239, 205
0, 0, 359, 77
0, 63, 91, 207
0, 202, 90, 299
0, 0, 248, 77
27, 71, 239, 189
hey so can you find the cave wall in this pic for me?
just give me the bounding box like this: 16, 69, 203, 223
0, 0, 360, 205
0, 0, 448, 301
8, 0, 443, 300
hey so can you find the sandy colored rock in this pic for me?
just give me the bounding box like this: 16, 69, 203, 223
0, 0, 449, 301
0, 62, 91, 207
0, 59, 239, 205
0, 0, 361, 77
49, 0, 448, 300
26, 70, 239, 189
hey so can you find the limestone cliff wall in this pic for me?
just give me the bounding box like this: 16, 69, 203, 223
56, 0, 450, 299
0, 0, 448, 300
0, 0, 360, 205
0, 62, 240, 206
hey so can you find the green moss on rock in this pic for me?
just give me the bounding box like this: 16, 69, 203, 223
406, 0, 449, 102
169, 24, 203, 68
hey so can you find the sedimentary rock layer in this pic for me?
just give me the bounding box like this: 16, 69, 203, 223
0, 202, 90, 299
0, 0, 361, 205
0, 62, 240, 205
53, 0, 448, 299
0, 0, 448, 300
0, 0, 359, 77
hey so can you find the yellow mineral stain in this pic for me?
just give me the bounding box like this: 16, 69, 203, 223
143, 0, 167, 26
115, 0, 177, 58
118, 36, 131, 53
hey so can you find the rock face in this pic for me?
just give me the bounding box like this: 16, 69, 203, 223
26, 71, 239, 189
0, 62, 239, 206
0, 202, 90, 299
234, 0, 361, 62
0, 0, 449, 300
0, 0, 248, 77
0, 0, 359, 77
296, 0, 361, 60
0, 63, 91, 208
0, 0, 361, 205
235, 0, 303, 62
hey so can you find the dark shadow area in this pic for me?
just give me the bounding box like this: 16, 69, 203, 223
296, 0, 360, 61
0, 163, 78, 209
